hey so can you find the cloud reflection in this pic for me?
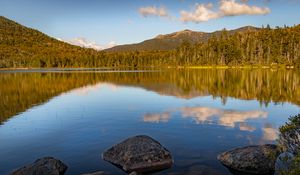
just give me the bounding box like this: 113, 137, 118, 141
180, 107, 267, 128
144, 112, 171, 123
262, 124, 278, 141
239, 123, 256, 132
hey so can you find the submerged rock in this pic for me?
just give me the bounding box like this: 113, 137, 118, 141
102, 135, 173, 174
10, 157, 67, 175
217, 144, 279, 175
82, 171, 109, 175
274, 152, 295, 175
276, 114, 300, 174
278, 114, 300, 155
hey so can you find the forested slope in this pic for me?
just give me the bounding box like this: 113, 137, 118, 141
1, 16, 299, 68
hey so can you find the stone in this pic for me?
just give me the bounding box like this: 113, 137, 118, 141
217, 144, 280, 175
81, 171, 109, 175
10, 157, 67, 175
274, 152, 295, 175
102, 135, 173, 174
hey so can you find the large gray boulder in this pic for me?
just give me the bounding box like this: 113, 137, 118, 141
217, 144, 279, 175
10, 157, 67, 175
102, 135, 173, 174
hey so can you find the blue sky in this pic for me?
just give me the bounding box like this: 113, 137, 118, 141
1, 0, 299, 47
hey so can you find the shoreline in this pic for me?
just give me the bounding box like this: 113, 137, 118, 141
0, 65, 296, 71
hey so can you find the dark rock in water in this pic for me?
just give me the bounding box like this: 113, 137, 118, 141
217, 144, 279, 175
10, 157, 67, 175
82, 171, 109, 175
102, 135, 173, 174
274, 152, 295, 175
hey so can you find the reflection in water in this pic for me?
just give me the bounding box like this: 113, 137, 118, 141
262, 124, 278, 141
239, 123, 256, 132
144, 112, 171, 123
143, 106, 271, 140
0, 70, 299, 175
181, 107, 267, 128
71, 83, 119, 96
0, 69, 299, 125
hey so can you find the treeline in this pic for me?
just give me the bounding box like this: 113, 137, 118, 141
175, 25, 300, 66
1, 16, 300, 68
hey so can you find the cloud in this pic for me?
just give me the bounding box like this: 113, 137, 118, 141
180, 0, 271, 23
180, 3, 219, 23
65, 38, 117, 50
219, 0, 270, 16
139, 6, 169, 18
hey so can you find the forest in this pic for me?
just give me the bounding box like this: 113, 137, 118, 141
1, 16, 300, 68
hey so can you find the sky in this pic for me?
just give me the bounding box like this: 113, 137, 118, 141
0, 0, 299, 49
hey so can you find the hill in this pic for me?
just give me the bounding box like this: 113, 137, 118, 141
0, 16, 98, 68
105, 26, 258, 52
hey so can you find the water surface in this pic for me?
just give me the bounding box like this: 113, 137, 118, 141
0, 69, 299, 175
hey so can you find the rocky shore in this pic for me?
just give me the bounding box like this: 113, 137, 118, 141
218, 114, 300, 175
10, 135, 173, 175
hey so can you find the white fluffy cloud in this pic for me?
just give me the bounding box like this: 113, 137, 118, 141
180, 0, 271, 23
219, 0, 270, 16
139, 6, 169, 17
65, 38, 117, 50
180, 3, 219, 23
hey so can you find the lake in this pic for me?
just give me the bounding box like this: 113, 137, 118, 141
0, 69, 299, 175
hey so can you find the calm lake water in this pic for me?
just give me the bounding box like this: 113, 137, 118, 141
0, 69, 299, 175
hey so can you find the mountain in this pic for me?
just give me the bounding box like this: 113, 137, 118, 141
105, 26, 259, 52
0, 16, 99, 68
64, 38, 117, 50
1, 16, 299, 68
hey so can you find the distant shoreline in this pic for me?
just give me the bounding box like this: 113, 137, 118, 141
0, 65, 296, 71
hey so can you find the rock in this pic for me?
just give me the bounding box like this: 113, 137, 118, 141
274, 152, 295, 175
102, 135, 173, 174
128, 172, 138, 175
10, 157, 67, 175
217, 144, 279, 175
81, 171, 109, 175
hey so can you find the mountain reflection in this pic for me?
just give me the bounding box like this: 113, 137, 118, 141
0, 68, 299, 124
70, 83, 118, 96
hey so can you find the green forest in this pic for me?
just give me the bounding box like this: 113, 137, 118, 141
1, 16, 300, 68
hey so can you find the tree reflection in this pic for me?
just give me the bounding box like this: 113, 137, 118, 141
0, 68, 299, 124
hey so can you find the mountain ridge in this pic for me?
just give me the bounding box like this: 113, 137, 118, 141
105, 26, 259, 52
